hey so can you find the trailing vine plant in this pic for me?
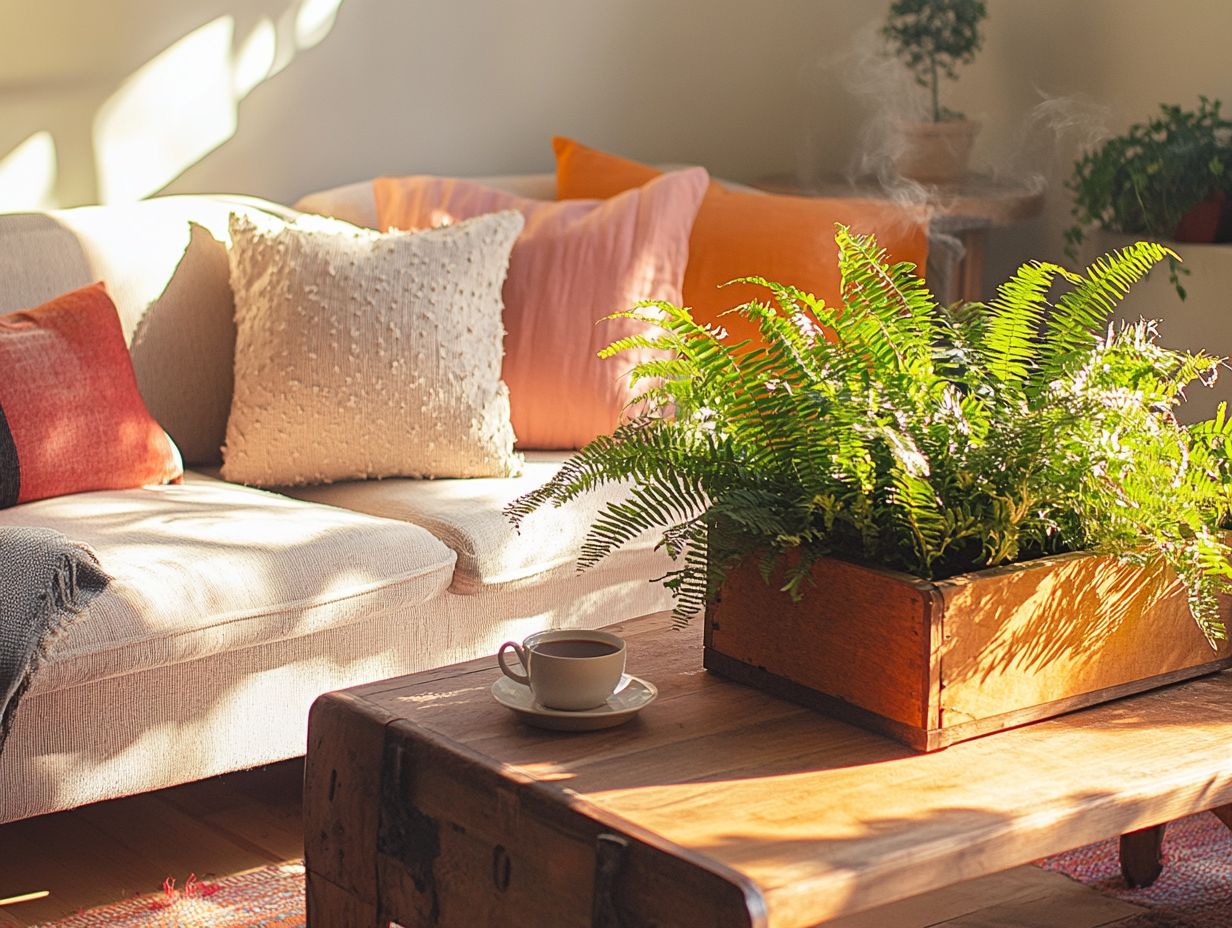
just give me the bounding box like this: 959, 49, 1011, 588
1065, 97, 1232, 299
508, 230, 1232, 642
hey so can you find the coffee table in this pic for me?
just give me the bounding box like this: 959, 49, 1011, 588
304, 612, 1232, 927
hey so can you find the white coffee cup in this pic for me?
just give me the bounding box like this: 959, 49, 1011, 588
497, 629, 626, 711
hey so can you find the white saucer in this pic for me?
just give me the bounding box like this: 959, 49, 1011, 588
491, 674, 657, 731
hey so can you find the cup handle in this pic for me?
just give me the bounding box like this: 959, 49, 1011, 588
497, 641, 530, 686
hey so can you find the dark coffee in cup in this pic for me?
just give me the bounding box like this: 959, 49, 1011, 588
533, 639, 620, 659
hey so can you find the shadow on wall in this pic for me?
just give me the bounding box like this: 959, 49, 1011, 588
0, 0, 344, 211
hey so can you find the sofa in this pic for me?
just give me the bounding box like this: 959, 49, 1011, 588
0, 176, 678, 826
0, 168, 950, 826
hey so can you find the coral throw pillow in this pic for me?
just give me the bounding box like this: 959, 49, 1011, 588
222, 210, 524, 487
0, 282, 183, 507
552, 136, 931, 348
374, 167, 709, 449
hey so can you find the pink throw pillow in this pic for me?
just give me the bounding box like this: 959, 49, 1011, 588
374, 168, 708, 449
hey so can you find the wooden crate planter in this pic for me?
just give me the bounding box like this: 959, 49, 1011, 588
704, 552, 1232, 751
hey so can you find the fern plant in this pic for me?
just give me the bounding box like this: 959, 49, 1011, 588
507, 229, 1232, 643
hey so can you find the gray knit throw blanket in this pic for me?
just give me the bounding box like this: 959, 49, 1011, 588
0, 526, 109, 750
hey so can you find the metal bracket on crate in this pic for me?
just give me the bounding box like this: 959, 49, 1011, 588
592, 832, 631, 928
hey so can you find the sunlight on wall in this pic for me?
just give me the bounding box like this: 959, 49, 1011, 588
296, 0, 344, 49
234, 18, 278, 98
82, 0, 344, 206
0, 131, 57, 212
94, 17, 237, 204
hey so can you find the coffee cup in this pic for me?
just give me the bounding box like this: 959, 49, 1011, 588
497, 629, 626, 711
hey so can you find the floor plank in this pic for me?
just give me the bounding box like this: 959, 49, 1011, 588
152, 763, 304, 861
0, 810, 132, 926
934, 885, 1143, 927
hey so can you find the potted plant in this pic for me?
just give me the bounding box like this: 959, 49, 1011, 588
509, 229, 1232, 750
882, 0, 987, 183
1066, 97, 1232, 300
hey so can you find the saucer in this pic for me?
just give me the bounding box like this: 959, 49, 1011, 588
491, 674, 657, 731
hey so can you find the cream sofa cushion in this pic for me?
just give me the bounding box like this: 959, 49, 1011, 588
279, 451, 659, 593
222, 210, 524, 486
0, 471, 456, 695
0, 539, 674, 824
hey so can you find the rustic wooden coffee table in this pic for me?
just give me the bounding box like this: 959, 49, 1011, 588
304, 612, 1232, 927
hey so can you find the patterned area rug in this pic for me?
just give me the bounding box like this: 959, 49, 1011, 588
1039, 811, 1232, 927
34, 865, 305, 928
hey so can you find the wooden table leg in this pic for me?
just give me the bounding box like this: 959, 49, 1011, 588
1212, 803, 1232, 831
957, 227, 987, 303
1119, 823, 1167, 888
304, 691, 393, 928
1121, 807, 1232, 890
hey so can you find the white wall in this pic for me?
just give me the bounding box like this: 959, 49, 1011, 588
7, 2, 1231, 228
0, 0, 881, 209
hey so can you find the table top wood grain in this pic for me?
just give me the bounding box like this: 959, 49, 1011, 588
345, 612, 1232, 927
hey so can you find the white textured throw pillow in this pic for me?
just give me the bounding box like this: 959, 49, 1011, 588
222, 210, 524, 485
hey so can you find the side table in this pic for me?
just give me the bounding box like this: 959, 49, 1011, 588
754, 173, 1045, 303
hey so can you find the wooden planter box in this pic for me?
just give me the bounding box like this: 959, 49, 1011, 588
704, 552, 1232, 751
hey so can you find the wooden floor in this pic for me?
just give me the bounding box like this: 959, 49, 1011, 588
0, 761, 304, 927
0, 761, 1150, 927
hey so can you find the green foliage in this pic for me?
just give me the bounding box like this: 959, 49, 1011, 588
507, 229, 1232, 644
1065, 97, 1232, 299
882, 0, 987, 122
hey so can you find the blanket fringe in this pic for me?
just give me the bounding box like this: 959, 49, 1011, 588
0, 536, 109, 751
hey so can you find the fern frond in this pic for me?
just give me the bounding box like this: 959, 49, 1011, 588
579, 475, 708, 570
835, 224, 938, 372
505, 420, 715, 526
1036, 242, 1176, 389
976, 260, 1064, 386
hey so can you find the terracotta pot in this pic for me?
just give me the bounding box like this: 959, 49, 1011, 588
1173, 190, 1229, 242
705, 551, 1232, 751
892, 118, 979, 184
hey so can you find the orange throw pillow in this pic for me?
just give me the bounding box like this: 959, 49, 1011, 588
0, 282, 182, 507
375, 168, 708, 449
553, 136, 931, 348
